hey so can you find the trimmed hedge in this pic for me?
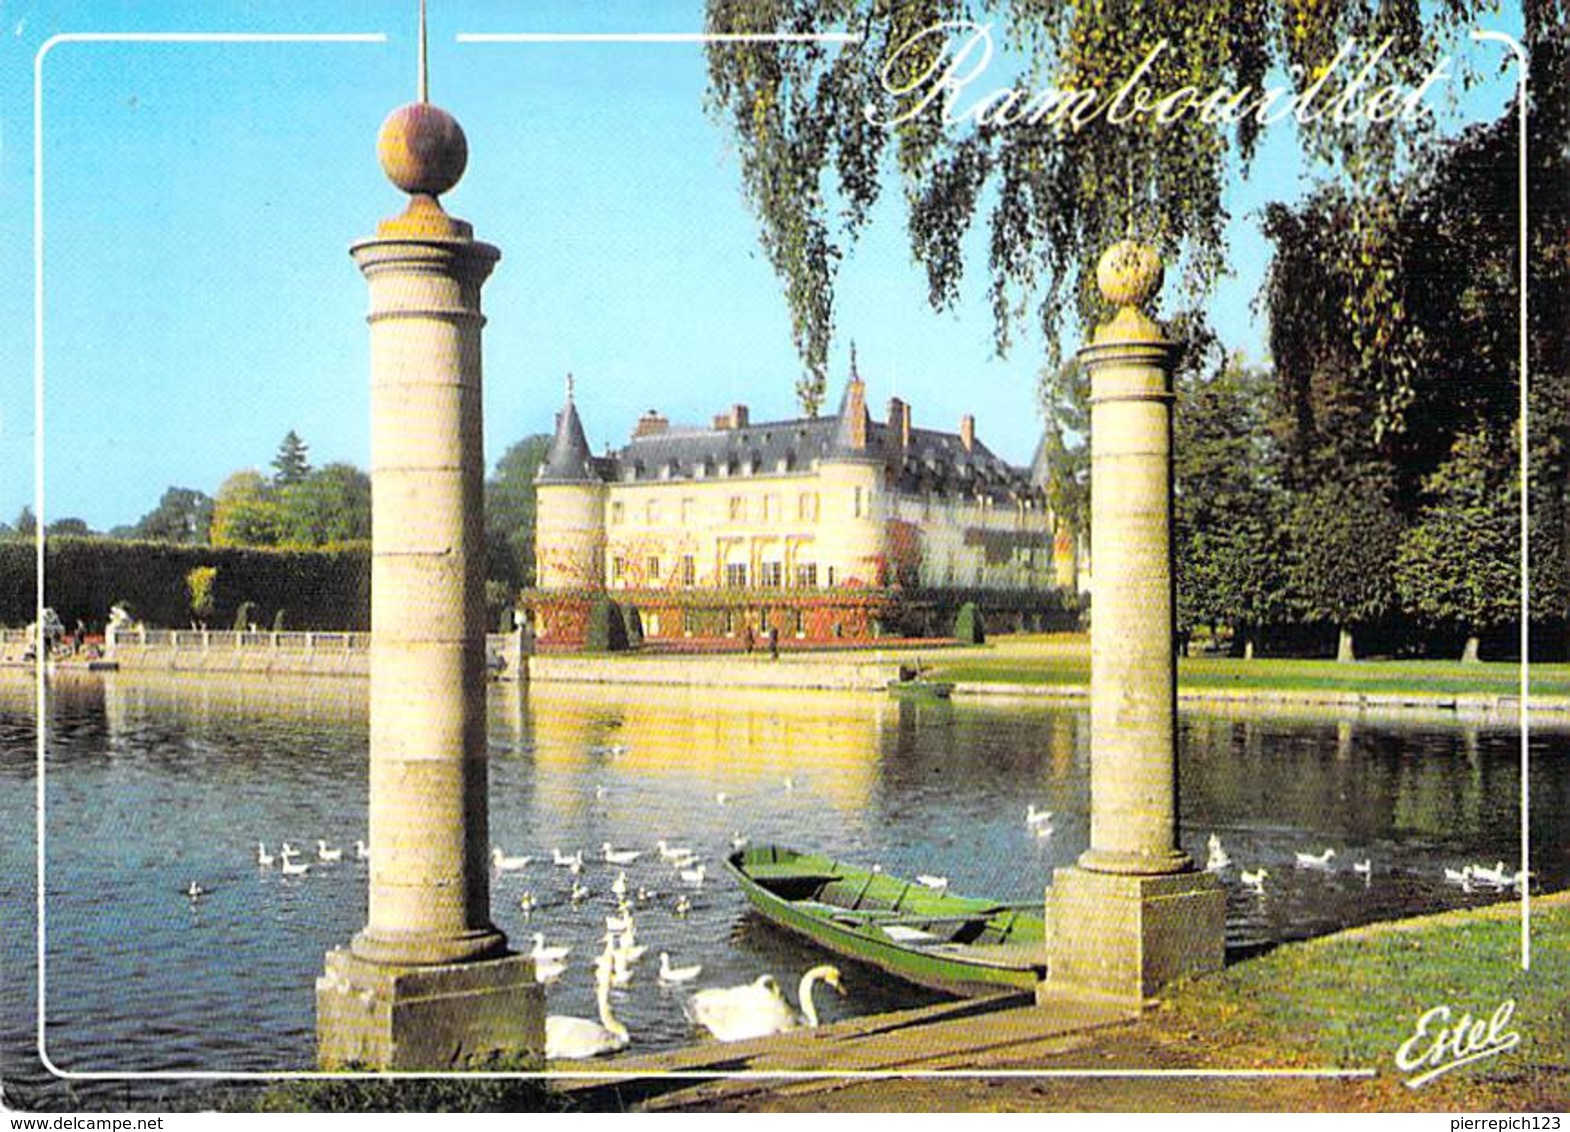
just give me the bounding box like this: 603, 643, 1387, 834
954, 601, 986, 644
584, 595, 628, 652
0, 537, 371, 631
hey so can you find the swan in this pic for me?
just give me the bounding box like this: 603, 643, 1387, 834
1294, 848, 1336, 869
594, 784, 609, 800
492, 847, 531, 871
1352, 858, 1372, 877
915, 874, 949, 893
317, 840, 343, 863
658, 951, 702, 984
281, 857, 311, 877
519, 891, 537, 915
783, 776, 796, 792
1026, 804, 1053, 826
1471, 861, 1510, 887
614, 929, 648, 966
674, 895, 692, 917
605, 910, 633, 934
1033, 822, 1054, 840
657, 839, 692, 861
280, 842, 300, 859
680, 864, 706, 887
531, 932, 572, 964
611, 871, 628, 900
570, 881, 590, 903
686, 965, 845, 1042
1240, 867, 1268, 892
186, 881, 207, 899
714, 792, 729, 806
544, 958, 628, 1060
354, 839, 371, 861
552, 848, 584, 869
1205, 834, 1231, 871
257, 842, 274, 868
534, 956, 568, 985
1444, 866, 1474, 885
603, 842, 641, 866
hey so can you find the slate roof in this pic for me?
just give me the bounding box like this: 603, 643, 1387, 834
538, 383, 1045, 504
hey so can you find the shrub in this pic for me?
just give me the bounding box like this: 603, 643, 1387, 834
624, 606, 644, 648
584, 596, 628, 652
954, 601, 986, 644
234, 601, 258, 631
186, 566, 217, 625
272, 608, 286, 632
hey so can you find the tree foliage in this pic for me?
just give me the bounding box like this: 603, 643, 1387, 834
704, 0, 1524, 414
134, 487, 214, 544
271, 430, 312, 487
484, 435, 551, 594
278, 463, 372, 546
210, 470, 283, 548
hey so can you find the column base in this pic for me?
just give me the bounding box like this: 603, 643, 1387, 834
1042, 866, 1225, 1010
316, 947, 544, 1070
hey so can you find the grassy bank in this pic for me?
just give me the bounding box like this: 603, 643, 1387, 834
925, 634, 1570, 699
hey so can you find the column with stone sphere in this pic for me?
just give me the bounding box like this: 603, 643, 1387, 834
316, 92, 542, 1071
1042, 241, 1225, 1009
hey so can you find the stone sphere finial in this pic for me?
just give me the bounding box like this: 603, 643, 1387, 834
1095, 239, 1164, 310
377, 101, 468, 197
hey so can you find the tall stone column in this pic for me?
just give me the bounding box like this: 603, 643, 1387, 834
1043, 241, 1224, 1008
317, 93, 542, 1070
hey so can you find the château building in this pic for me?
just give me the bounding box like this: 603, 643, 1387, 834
528, 371, 1077, 648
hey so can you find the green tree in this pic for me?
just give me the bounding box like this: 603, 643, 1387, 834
484, 435, 551, 593
1396, 429, 1518, 662
186, 565, 217, 626
1174, 356, 1289, 657
271, 430, 312, 487
702, 0, 1527, 415
277, 463, 372, 547
45, 518, 92, 537
13, 507, 36, 537
1034, 357, 1089, 547
210, 470, 283, 548
134, 487, 214, 544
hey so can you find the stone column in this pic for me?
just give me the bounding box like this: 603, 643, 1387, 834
1043, 241, 1224, 1009
317, 97, 542, 1070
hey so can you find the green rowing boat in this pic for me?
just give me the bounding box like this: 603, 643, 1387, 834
724, 845, 1048, 996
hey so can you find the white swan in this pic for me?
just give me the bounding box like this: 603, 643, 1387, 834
1352, 858, 1372, 877
186, 881, 207, 899
657, 839, 692, 861
257, 842, 274, 868
611, 871, 628, 900
605, 910, 633, 934
493, 847, 531, 871
603, 842, 641, 865
534, 956, 568, 985
1206, 834, 1231, 871
680, 864, 706, 887
519, 891, 537, 915
531, 932, 572, 964
570, 881, 590, 903
354, 839, 372, 861
658, 951, 702, 984
1240, 867, 1268, 892
317, 840, 343, 863
281, 857, 311, 877
1444, 866, 1474, 885
1294, 848, 1336, 869
915, 874, 949, 893
545, 958, 628, 1060
686, 965, 844, 1042
1026, 804, 1053, 827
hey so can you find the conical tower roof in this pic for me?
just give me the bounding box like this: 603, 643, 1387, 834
537, 377, 598, 483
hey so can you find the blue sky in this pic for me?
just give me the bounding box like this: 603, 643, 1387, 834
1, 1, 1524, 532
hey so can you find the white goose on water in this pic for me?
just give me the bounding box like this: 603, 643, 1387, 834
1352, 858, 1372, 879
1025, 804, 1053, 827
531, 932, 572, 965
680, 864, 706, 887
1444, 866, 1474, 885
355, 839, 371, 861
658, 951, 703, 984
186, 881, 207, 899
493, 847, 531, 871
1240, 867, 1268, 892
686, 965, 845, 1043
1205, 834, 1231, 871
915, 874, 949, 893
317, 840, 343, 863
1471, 862, 1514, 888
281, 857, 311, 877
1294, 848, 1336, 870
603, 842, 641, 866
545, 957, 629, 1060
257, 842, 274, 868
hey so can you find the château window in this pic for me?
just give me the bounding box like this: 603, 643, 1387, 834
681, 555, 696, 586
798, 492, 818, 522
759, 561, 782, 588
725, 563, 748, 588
611, 556, 626, 583
610, 502, 625, 525
795, 563, 818, 589
646, 556, 660, 581
729, 496, 745, 522
763, 494, 778, 521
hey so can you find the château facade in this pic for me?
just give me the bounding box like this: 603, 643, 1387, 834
528, 373, 1077, 648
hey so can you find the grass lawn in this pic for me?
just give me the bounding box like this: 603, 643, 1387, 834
923, 634, 1570, 699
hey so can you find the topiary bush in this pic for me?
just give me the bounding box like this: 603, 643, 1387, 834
583, 595, 628, 652
623, 606, 644, 648
954, 601, 986, 644
234, 601, 258, 631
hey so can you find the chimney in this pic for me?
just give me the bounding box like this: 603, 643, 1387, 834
633, 409, 669, 439
730, 403, 749, 429
887, 398, 907, 450
845, 378, 867, 449
959, 414, 975, 453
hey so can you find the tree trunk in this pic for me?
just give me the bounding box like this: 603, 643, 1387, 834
1461, 634, 1481, 664
1336, 626, 1355, 663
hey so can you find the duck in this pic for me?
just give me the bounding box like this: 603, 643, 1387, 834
544, 957, 629, 1060
1025, 804, 1053, 827
1033, 822, 1055, 840
714, 792, 729, 806
603, 842, 642, 866
492, 847, 531, 871
1471, 861, 1512, 888
1352, 858, 1372, 878
281, 857, 311, 877
674, 895, 692, 918
531, 932, 572, 965
354, 839, 372, 861
605, 910, 634, 934
519, 891, 537, 916
256, 842, 274, 868
657, 839, 693, 862
1240, 867, 1268, 892
186, 881, 207, 899
686, 965, 845, 1043
611, 871, 628, 900
1205, 834, 1231, 871
552, 848, 582, 869
614, 928, 648, 967
680, 864, 707, 887
1444, 866, 1474, 885
1294, 848, 1336, 870
317, 840, 343, 863
570, 881, 591, 903
658, 951, 703, 984
915, 874, 949, 893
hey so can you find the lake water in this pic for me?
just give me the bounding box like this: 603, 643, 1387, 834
2, 671, 1564, 1102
